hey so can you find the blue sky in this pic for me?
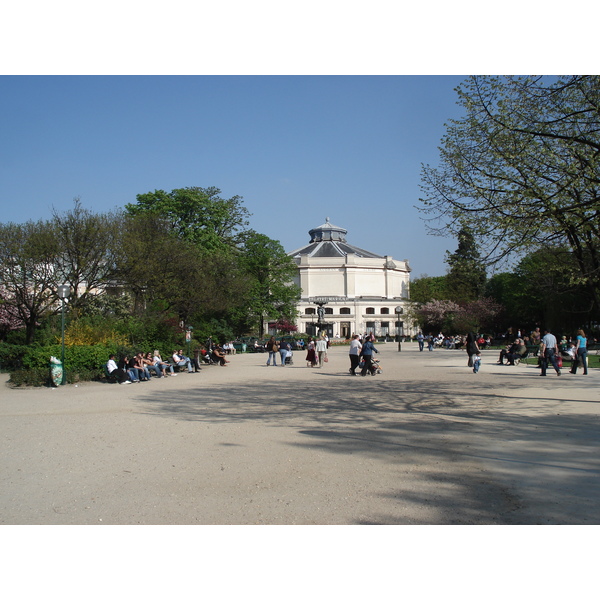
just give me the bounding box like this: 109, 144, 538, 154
1, 75, 468, 277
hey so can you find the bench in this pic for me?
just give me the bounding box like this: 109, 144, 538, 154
515, 345, 539, 366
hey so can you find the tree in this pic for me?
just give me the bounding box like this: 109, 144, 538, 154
409, 275, 449, 303
444, 226, 486, 303
51, 198, 121, 316
420, 75, 600, 319
0, 220, 61, 343
125, 186, 251, 252
237, 232, 301, 337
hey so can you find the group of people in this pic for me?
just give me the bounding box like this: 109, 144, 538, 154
106, 344, 235, 384
348, 333, 380, 376
476, 327, 591, 376
264, 336, 294, 366
106, 350, 192, 384
416, 331, 493, 352
303, 335, 329, 368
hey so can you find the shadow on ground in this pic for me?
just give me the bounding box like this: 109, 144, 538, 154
133, 376, 600, 524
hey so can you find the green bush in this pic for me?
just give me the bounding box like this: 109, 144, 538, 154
8, 368, 50, 387
21, 344, 120, 373
0, 343, 29, 371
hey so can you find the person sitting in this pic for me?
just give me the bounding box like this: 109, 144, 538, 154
119, 355, 139, 382
133, 352, 151, 380
153, 350, 177, 377
506, 339, 527, 365
143, 352, 162, 378
212, 345, 229, 366
106, 355, 131, 384
498, 339, 520, 364
172, 349, 194, 373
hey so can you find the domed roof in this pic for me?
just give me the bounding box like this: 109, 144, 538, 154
290, 217, 384, 259
308, 217, 347, 242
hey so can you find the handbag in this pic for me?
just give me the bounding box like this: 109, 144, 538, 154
324, 356, 328, 362
556, 355, 563, 368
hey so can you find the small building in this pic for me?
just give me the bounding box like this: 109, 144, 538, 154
286, 218, 412, 339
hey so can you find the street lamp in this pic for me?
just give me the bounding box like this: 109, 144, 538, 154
395, 306, 404, 351
57, 284, 70, 385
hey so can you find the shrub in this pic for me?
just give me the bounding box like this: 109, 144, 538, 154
8, 368, 50, 387
0, 343, 28, 371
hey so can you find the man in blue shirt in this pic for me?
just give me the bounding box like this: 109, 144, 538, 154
540, 329, 561, 376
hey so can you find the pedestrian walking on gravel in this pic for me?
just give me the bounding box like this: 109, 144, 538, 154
360, 337, 379, 376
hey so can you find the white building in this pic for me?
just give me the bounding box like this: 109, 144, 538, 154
287, 218, 412, 339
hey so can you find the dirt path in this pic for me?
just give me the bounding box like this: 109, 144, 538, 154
1, 343, 599, 524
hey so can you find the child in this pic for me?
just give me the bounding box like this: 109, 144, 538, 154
473, 351, 482, 374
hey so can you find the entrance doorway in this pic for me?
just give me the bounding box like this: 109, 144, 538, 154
340, 322, 351, 339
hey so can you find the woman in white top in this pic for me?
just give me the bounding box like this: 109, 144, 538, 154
315, 336, 328, 367
348, 335, 362, 376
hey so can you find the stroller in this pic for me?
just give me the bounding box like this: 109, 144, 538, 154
370, 357, 382, 374
285, 349, 294, 365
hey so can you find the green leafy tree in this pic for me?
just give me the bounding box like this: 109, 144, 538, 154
419, 75, 600, 319
237, 232, 301, 337
409, 275, 449, 303
125, 186, 251, 251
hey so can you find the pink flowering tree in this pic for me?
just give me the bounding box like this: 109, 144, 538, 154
0, 288, 26, 338
413, 297, 503, 335
414, 299, 461, 333
276, 319, 298, 335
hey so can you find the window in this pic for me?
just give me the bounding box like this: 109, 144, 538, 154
305, 308, 315, 315
366, 307, 375, 314
340, 307, 351, 315
381, 307, 390, 314
325, 307, 333, 314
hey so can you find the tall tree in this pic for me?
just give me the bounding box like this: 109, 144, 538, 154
444, 226, 486, 303
420, 75, 600, 318
51, 198, 121, 315
237, 232, 301, 337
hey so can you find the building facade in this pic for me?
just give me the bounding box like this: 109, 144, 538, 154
286, 218, 413, 339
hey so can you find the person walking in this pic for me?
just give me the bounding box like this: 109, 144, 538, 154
417, 331, 425, 352
348, 334, 362, 375
305, 337, 317, 367
540, 328, 561, 376
465, 331, 480, 367
266, 336, 279, 366
316, 335, 328, 367
570, 329, 589, 375
360, 337, 379, 376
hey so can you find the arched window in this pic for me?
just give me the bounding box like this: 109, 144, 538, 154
381, 307, 390, 314
325, 307, 333, 315
305, 308, 315, 315
366, 307, 375, 314
340, 307, 351, 315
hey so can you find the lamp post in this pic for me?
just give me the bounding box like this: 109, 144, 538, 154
395, 306, 404, 352
57, 284, 70, 385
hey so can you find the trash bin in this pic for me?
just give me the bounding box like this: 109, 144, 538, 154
50, 356, 63, 387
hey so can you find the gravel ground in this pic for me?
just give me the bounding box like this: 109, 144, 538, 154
2, 342, 599, 526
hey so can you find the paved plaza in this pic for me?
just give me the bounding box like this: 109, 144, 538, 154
1, 342, 599, 525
